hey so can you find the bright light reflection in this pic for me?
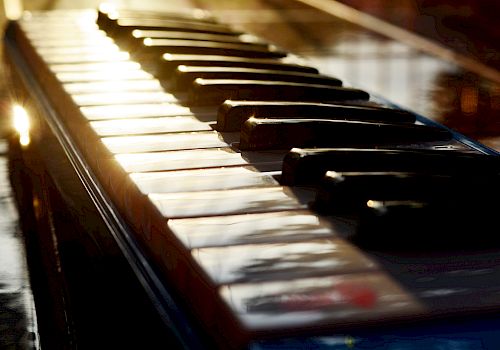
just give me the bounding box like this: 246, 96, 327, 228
19, 134, 30, 146
12, 105, 30, 146
99, 2, 116, 14
193, 9, 209, 20
366, 200, 381, 209
3, 0, 23, 20
108, 11, 119, 20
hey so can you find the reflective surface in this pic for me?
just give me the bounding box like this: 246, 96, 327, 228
2, 1, 499, 349
168, 210, 336, 248
0, 142, 39, 349
221, 273, 422, 330
4, 0, 498, 151
337, 0, 500, 71
149, 187, 311, 218
190, 0, 500, 152
192, 239, 377, 284
130, 166, 279, 193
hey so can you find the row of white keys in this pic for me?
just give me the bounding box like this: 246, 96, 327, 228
21, 11, 422, 338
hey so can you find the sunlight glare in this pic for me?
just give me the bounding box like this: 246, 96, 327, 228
13, 105, 31, 146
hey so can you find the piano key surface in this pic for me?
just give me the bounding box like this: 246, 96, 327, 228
4, 3, 500, 349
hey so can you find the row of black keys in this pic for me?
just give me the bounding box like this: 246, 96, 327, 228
97, 8, 451, 149
285, 148, 500, 248
97, 8, 500, 247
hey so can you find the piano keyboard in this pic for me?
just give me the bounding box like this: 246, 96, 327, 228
4, 6, 500, 349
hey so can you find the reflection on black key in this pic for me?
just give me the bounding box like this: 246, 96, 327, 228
108, 18, 240, 41
281, 148, 500, 186
160, 54, 319, 76
125, 30, 267, 51
217, 101, 415, 131
357, 200, 443, 249
171, 66, 341, 92
239, 118, 451, 151
190, 79, 369, 106
97, 8, 218, 31
135, 39, 286, 59
132, 30, 256, 42
355, 198, 500, 250
313, 171, 484, 213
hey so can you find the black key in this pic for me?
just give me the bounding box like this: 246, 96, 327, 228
97, 8, 218, 31
217, 101, 415, 131
239, 118, 452, 151
355, 198, 500, 250
171, 66, 341, 92
134, 39, 287, 59
124, 30, 267, 51
189, 79, 369, 106
281, 148, 500, 186
313, 171, 497, 213
160, 54, 319, 76
107, 18, 240, 41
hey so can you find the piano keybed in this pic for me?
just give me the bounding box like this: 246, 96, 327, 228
4, 6, 500, 349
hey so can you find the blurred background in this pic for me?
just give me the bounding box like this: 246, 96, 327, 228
341, 0, 500, 70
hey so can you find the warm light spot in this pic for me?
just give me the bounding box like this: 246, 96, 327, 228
193, 9, 208, 20
108, 11, 119, 20
460, 86, 479, 115
99, 3, 116, 14
325, 170, 342, 179
19, 134, 30, 146
32, 195, 41, 220
143, 38, 153, 46
239, 34, 258, 43
163, 53, 172, 60
366, 200, 381, 209
178, 65, 188, 72
132, 29, 142, 38
3, 0, 23, 20
12, 104, 30, 146
13, 105, 29, 131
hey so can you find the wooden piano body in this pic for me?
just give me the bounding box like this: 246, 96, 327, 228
3, 1, 500, 349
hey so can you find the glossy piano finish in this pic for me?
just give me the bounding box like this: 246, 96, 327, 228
3, 47, 198, 350
2, 1, 500, 349
189, 0, 500, 153
337, 0, 500, 72
0, 140, 39, 349
11, 0, 499, 150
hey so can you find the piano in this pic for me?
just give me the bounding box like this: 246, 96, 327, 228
3, 1, 500, 349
